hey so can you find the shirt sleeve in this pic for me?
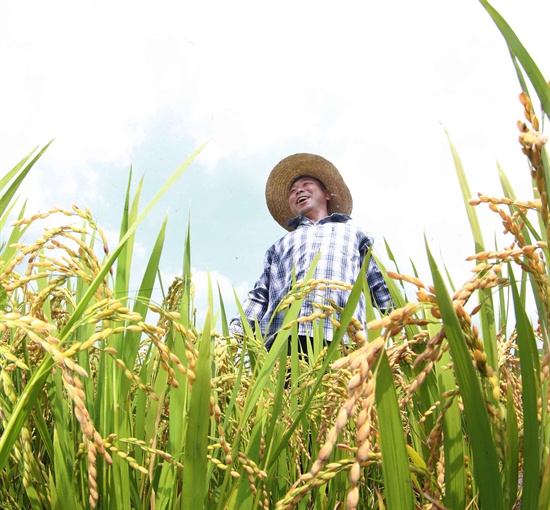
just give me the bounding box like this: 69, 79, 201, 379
359, 232, 394, 314
229, 247, 273, 335
365, 255, 394, 313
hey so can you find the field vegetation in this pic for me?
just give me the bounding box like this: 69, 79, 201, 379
1, 1, 549, 508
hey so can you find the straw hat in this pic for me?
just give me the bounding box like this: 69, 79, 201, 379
265, 153, 353, 230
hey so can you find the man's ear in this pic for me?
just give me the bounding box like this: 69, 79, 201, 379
324, 189, 332, 202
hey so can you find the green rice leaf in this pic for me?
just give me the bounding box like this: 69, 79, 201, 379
22, 478, 42, 510
0, 150, 34, 191
444, 128, 498, 375
50, 372, 78, 509
374, 350, 415, 510
0, 202, 30, 309
485, 1, 550, 233
0, 142, 207, 470
122, 214, 168, 372
180, 217, 193, 327
443, 128, 483, 253
479, 0, 550, 115
182, 304, 212, 510
125, 215, 168, 465
264, 344, 288, 457
504, 384, 519, 510
163, 223, 195, 505
540, 453, 550, 510
509, 266, 540, 509
0, 197, 25, 238
31, 404, 54, 463
437, 349, 466, 510
217, 282, 230, 337
0, 140, 53, 217
114, 168, 141, 300
236, 393, 267, 508
427, 238, 504, 509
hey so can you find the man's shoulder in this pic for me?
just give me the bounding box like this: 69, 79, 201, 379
338, 220, 374, 246
334, 218, 369, 234
265, 230, 295, 253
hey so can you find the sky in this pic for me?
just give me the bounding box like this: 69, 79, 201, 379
1, 0, 549, 327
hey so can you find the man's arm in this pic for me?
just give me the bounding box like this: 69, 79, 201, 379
359, 233, 394, 314
229, 282, 270, 335
365, 255, 394, 314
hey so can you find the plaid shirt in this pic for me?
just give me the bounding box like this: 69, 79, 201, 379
230, 213, 392, 348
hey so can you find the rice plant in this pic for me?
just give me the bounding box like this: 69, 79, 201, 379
0, 1, 548, 509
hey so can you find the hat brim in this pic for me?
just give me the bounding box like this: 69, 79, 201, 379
265, 153, 353, 231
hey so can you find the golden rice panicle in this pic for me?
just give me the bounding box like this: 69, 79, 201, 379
105, 444, 149, 476
21, 427, 49, 504
539, 351, 550, 417
142, 319, 198, 388
346, 376, 376, 510
21, 426, 36, 489
406, 354, 438, 405
542, 351, 550, 384
276, 459, 355, 509
366, 302, 420, 339
211, 394, 233, 465
301, 336, 384, 488
161, 276, 185, 313
111, 356, 158, 400
86, 438, 99, 509
293, 428, 312, 471
466, 235, 549, 319
1, 314, 60, 372
452, 274, 484, 306
346, 316, 366, 347
419, 400, 440, 424
1, 212, 115, 304
517, 91, 549, 236
260, 484, 270, 510
386, 330, 425, 370
114, 437, 183, 473
423, 409, 445, 497
316, 370, 349, 445
213, 331, 234, 377
452, 292, 503, 405
518, 91, 547, 150
412, 330, 445, 372
468, 192, 538, 252
1, 360, 20, 404
237, 452, 267, 500
498, 333, 525, 420
387, 270, 427, 290
370, 300, 440, 406
61, 367, 112, 466
275, 278, 352, 315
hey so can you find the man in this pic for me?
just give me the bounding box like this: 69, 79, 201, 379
230, 153, 393, 350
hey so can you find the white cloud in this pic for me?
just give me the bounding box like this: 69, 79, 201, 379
1, 0, 548, 325
3, 0, 547, 176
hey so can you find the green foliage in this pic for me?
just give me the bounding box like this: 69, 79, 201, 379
1, 2, 549, 509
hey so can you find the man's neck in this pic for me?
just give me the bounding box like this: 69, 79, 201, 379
304, 210, 330, 223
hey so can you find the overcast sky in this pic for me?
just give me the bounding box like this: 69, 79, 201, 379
1, 0, 549, 325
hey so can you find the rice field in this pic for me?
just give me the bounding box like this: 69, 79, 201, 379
1, 2, 549, 509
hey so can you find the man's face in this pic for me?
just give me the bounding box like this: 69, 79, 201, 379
288, 176, 331, 220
